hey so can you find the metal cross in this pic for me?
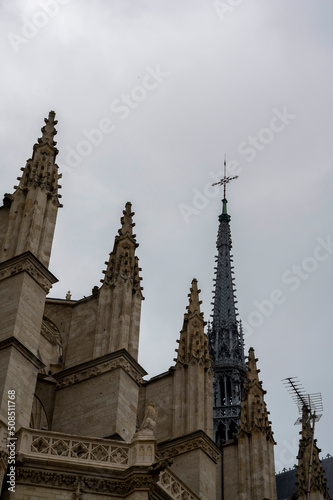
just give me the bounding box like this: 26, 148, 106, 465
212, 155, 239, 199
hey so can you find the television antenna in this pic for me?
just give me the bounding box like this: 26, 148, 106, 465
282, 377, 323, 500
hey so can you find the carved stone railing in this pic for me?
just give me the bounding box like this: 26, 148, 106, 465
16, 427, 157, 470
16, 428, 200, 499
157, 468, 200, 500
17, 428, 130, 469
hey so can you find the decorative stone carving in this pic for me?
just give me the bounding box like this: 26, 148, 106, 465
28, 432, 129, 466
73, 477, 83, 500
157, 468, 199, 500
158, 434, 220, 464
16, 467, 156, 495
56, 354, 143, 389
41, 318, 62, 347
17, 468, 76, 487
139, 402, 158, 433
0, 252, 57, 292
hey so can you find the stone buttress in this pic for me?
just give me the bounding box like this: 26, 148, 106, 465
140, 280, 221, 500
0, 112, 60, 488
94, 201, 143, 360
223, 347, 277, 500
50, 202, 145, 441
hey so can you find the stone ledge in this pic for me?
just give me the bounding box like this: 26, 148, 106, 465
54, 349, 147, 389
0, 336, 44, 370
15, 460, 199, 500
16, 465, 158, 496
0, 251, 58, 292
158, 430, 220, 464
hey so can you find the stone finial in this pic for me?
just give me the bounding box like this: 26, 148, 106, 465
238, 347, 275, 441
186, 278, 202, 315
66, 291, 72, 300
247, 347, 260, 383
39, 111, 58, 148
118, 202, 136, 238
175, 279, 211, 367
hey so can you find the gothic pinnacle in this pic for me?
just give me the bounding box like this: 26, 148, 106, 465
14, 111, 61, 203
175, 279, 210, 366
0, 113, 62, 267
101, 202, 143, 295
296, 405, 330, 498
238, 347, 274, 440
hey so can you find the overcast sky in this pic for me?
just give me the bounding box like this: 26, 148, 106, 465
1, 0, 332, 472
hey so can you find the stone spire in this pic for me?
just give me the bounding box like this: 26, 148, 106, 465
238, 347, 275, 440
175, 279, 211, 367
208, 187, 246, 444
0, 111, 62, 268
296, 406, 330, 500
93, 202, 143, 361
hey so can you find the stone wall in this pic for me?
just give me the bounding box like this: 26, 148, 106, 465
0, 272, 45, 355
140, 372, 173, 443
52, 364, 140, 440
61, 297, 98, 369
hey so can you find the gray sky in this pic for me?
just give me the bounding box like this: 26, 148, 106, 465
1, 0, 332, 472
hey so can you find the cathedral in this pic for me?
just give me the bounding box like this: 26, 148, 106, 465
0, 112, 330, 499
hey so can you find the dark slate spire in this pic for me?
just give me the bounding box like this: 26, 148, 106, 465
211, 196, 238, 334
208, 158, 247, 445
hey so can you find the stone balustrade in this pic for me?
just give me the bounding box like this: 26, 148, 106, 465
157, 468, 200, 500
15, 427, 200, 499
17, 427, 130, 469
